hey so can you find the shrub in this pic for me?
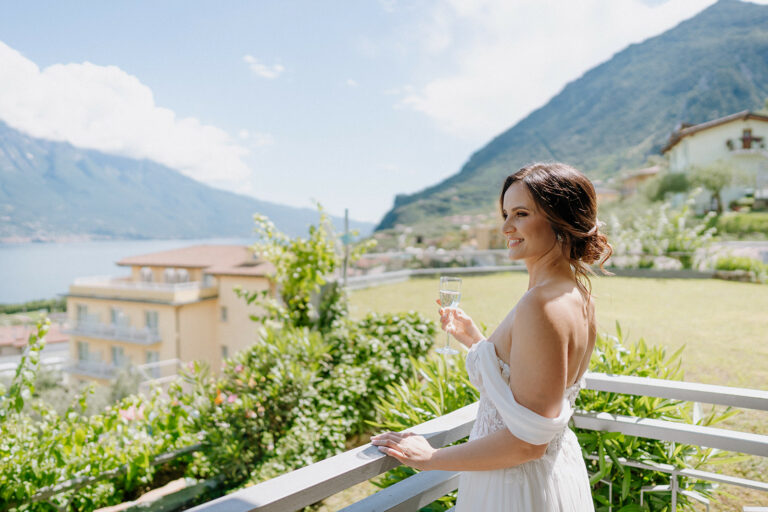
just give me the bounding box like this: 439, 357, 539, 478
716, 212, 768, 238
370, 324, 737, 511
606, 189, 717, 269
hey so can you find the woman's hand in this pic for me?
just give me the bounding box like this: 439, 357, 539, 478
371, 431, 437, 471
436, 299, 484, 348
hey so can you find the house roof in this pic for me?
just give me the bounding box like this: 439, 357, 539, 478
117, 245, 274, 276
662, 110, 768, 154
0, 323, 68, 348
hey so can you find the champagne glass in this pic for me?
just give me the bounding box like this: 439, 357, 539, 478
436, 276, 461, 355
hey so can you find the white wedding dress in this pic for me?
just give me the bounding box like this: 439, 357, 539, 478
454, 339, 594, 511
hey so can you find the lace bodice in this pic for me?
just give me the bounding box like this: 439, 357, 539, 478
466, 340, 583, 458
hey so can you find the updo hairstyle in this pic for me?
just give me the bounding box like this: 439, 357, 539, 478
499, 162, 613, 298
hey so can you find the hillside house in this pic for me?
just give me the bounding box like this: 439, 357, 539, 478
63, 245, 274, 385
662, 110, 768, 211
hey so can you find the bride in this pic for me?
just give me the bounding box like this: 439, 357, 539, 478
371, 162, 613, 511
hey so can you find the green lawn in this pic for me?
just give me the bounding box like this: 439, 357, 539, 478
349, 271, 768, 509
350, 271, 768, 390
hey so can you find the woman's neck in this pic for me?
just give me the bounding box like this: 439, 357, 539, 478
524, 243, 574, 290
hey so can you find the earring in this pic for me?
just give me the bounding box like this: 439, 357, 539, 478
556, 233, 563, 242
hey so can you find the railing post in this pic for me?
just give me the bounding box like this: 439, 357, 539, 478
671, 473, 678, 512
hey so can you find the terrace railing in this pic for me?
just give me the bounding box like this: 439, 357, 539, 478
190, 372, 768, 512
65, 320, 162, 345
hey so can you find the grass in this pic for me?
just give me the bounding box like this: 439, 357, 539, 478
347, 271, 768, 511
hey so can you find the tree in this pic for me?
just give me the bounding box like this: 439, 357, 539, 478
237, 204, 376, 331
688, 161, 745, 215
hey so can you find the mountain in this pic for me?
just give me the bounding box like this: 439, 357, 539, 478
377, 0, 768, 230
0, 121, 373, 241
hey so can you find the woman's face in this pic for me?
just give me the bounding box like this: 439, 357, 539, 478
501, 181, 557, 261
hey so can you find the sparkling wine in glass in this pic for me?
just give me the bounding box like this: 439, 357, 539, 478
437, 276, 461, 355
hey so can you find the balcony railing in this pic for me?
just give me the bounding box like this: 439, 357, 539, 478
65, 359, 121, 379
70, 276, 218, 303
65, 321, 162, 345
190, 373, 768, 512
73, 276, 206, 291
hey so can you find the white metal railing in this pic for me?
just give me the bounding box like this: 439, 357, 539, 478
73, 276, 208, 291
65, 321, 162, 345
190, 373, 768, 512
65, 359, 121, 378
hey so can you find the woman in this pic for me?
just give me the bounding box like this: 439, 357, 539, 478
371, 162, 613, 511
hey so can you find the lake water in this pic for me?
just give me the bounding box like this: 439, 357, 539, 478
0, 238, 258, 304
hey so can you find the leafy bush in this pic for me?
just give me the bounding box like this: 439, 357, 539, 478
182, 310, 436, 493
714, 256, 768, 283
716, 212, 768, 238
0, 320, 200, 511
606, 190, 717, 269
576, 323, 738, 511
370, 325, 737, 511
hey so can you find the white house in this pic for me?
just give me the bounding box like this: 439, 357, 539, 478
662, 110, 768, 211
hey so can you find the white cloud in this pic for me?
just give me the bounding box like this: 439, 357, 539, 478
400, 0, 721, 142
238, 128, 274, 147
243, 54, 285, 79
0, 41, 256, 185
346, 78, 359, 87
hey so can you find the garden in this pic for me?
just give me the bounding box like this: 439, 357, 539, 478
2, 198, 767, 511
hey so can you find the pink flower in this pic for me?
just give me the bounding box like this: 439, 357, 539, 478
119, 404, 144, 421
234, 364, 244, 373
227, 394, 238, 403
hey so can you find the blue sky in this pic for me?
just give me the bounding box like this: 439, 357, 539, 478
2, 0, 760, 223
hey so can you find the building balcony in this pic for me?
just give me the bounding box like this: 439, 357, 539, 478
64, 321, 162, 345
68, 276, 218, 304
65, 359, 121, 379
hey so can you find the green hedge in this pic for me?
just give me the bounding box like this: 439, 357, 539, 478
716, 212, 768, 237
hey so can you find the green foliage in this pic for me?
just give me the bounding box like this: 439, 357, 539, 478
577, 323, 739, 511
714, 256, 768, 283
0, 323, 199, 511
185, 311, 436, 489
370, 324, 738, 511
716, 212, 768, 238
606, 190, 717, 269
238, 204, 376, 330
371, 355, 479, 511
0, 298, 66, 316
688, 162, 749, 214
646, 172, 690, 202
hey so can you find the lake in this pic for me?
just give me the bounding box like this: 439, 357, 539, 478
0, 238, 258, 304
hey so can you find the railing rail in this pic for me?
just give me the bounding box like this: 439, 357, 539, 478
64, 321, 162, 345
190, 374, 768, 512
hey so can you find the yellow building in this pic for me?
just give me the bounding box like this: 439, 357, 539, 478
64, 245, 274, 385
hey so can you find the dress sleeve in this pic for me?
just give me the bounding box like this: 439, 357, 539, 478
472, 340, 572, 445
464, 338, 486, 390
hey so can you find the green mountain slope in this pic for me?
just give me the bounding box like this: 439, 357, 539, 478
0, 121, 372, 240
377, 0, 768, 230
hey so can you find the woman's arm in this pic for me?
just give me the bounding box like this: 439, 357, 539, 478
371, 426, 546, 471
375, 291, 569, 471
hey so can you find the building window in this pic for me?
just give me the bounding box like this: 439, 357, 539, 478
203, 274, 215, 287
145, 310, 159, 333
140, 266, 153, 282
76, 304, 88, 325
163, 268, 177, 283
221, 345, 229, 360
176, 269, 190, 283
146, 350, 160, 378
111, 346, 126, 367
220, 306, 228, 322
77, 340, 89, 362
743, 128, 753, 149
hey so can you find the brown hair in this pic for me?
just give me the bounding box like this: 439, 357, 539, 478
499, 162, 613, 298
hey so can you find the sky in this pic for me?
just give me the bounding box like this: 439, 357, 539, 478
2, 0, 766, 224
